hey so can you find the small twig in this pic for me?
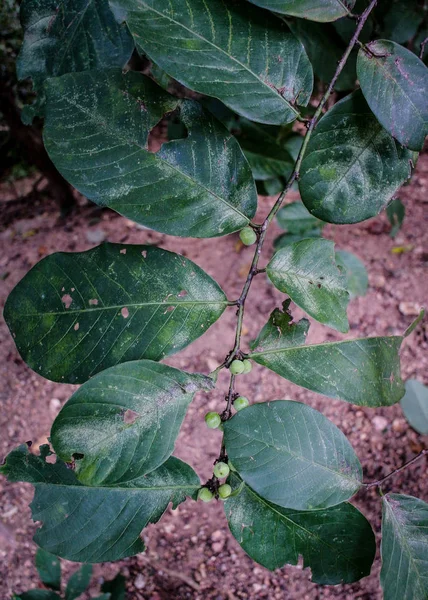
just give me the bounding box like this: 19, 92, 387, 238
420, 36, 428, 60
364, 449, 428, 489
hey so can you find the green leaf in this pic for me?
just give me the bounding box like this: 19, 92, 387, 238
43, 69, 257, 237
247, 0, 355, 22
223, 401, 362, 510
400, 379, 428, 435
273, 228, 323, 249
101, 574, 126, 600
17, 0, 134, 117
381, 493, 428, 600
113, 0, 313, 125
249, 305, 404, 407
0, 445, 200, 563
288, 19, 357, 92
14, 592, 61, 600
299, 90, 415, 224
65, 564, 92, 600
335, 250, 368, 299
225, 474, 375, 583
386, 198, 405, 238
357, 40, 428, 151
4, 243, 227, 384
276, 202, 324, 234
51, 360, 213, 485
267, 239, 350, 332
35, 549, 61, 591
381, 1, 424, 44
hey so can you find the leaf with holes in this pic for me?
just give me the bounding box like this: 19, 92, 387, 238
299, 90, 415, 224
51, 360, 213, 485
223, 401, 362, 510
0, 445, 200, 563
43, 69, 257, 237
381, 493, 428, 600
267, 239, 350, 332
4, 243, 227, 384
357, 40, 428, 151
247, 0, 356, 22
400, 379, 428, 435
249, 304, 404, 407
225, 473, 375, 583
112, 0, 313, 125
335, 250, 368, 299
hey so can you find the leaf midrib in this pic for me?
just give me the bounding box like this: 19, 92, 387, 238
131, 0, 299, 117
35, 481, 200, 492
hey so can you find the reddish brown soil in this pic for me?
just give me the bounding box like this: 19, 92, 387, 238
0, 156, 427, 600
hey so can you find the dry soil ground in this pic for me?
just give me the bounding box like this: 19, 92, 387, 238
0, 156, 427, 600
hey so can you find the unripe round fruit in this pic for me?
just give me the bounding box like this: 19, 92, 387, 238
205, 411, 221, 429
218, 484, 232, 499
239, 227, 257, 246
198, 487, 214, 502
230, 359, 245, 375
233, 396, 249, 411
242, 359, 252, 374
213, 461, 230, 479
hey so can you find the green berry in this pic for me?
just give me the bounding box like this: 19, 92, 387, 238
213, 461, 230, 479
230, 359, 245, 375
239, 227, 257, 246
218, 484, 232, 499
233, 396, 249, 411
205, 411, 221, 429
242, 359, 252, 374
198, 487, 214, 503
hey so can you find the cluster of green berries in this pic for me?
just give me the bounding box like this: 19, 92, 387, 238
230, 358, 252, 375
239, 226, 257, 246
198, 461, 232, 502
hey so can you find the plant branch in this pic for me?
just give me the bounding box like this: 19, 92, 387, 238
420, 36, 428, 60
217, 0, 378, 443
364, 449, 428, 489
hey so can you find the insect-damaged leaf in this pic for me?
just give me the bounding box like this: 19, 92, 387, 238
381, 493, 428, 600
357, 40, 428, 151
225, 473, 375, 583
267, 239, 350, 333
223, 401, 362, 510
51, 360, 213, 485
247, 0, 356, 22
42, 69, 257, 237
249, 304, 404, 407
4, 243, 227, 383
299, 90, 415, 224
112, 0, 313, 125
0, 445, 199, 563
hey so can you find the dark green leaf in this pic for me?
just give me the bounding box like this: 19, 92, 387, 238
101, 574, 126, 600
43, 69, 257, 237
381, 493, 428, 600
386, 198, 405, 238
400, 379, 428, 435
51, 360, 213, 485
267, 239, 349, 332
35, 549, 61, 591
0, 445, 199, 563
65, 564, 92, 600
14, 592, 61, 600
357, 40, 428, 151
113, 0, 313, 124
276, 202, 324, 234
273, 228, 323, 249
225, 473, 375, 583
4, 243, 227, 384
17, 0, 133, 116
335, 250, 368, 299
299, 90, 414, 224
249, 305, 404, 407
257, 179, 284, 196
288, 19, 357, 91
381, 2, 424, 44
247, 0, 355, 22
223, 401, 362, 510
